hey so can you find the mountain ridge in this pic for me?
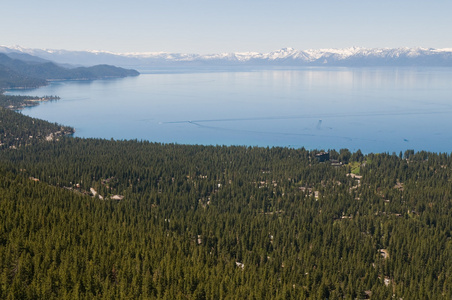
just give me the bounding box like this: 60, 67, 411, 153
0, 52, 139, 89
2, 45, 452, 68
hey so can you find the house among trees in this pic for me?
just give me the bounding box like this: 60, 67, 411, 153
315, 151, 330, 162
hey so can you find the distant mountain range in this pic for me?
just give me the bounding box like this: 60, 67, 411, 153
1, 45, 452, 69
0, 50, 139, 89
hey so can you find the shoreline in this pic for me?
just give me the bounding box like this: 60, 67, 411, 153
0, 92, 60, 110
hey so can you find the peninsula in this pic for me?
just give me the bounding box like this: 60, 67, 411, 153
0, 52, 139, 89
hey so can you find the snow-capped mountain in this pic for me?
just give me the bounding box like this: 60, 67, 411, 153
1, 45, 452, 68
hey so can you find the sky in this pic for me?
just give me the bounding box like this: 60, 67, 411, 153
2, 0, 452, 54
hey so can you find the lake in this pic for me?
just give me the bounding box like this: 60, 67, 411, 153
7, 67, 452, 153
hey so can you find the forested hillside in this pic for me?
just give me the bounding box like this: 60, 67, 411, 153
0, 64, 47, 89
0, 53, 139, 89
0, 100, 74, 149
1, 108, 451, 299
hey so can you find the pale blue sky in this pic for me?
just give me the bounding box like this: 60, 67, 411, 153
2, 0, 451, 54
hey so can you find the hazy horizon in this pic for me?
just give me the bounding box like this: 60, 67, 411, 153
2, 0, 451, 55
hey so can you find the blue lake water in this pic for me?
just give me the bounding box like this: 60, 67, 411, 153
7, 67, 452, 153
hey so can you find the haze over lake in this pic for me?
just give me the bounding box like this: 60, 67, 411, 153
8, 67, 452, 153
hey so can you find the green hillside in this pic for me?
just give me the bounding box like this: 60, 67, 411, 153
0, 108, 451, 299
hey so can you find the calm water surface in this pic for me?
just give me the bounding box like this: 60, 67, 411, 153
7, 67, 452, 153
